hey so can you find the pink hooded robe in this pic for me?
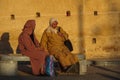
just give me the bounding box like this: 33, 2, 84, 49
18, 20, 48, 75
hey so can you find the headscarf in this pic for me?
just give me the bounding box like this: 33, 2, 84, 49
22, 20, 36, 44
22, 20, 35, 35
23, 20, 35, 31
46, 18, 58, 34
49, 18, 58, 26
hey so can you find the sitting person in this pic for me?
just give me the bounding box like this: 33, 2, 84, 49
40, 18, 79, 72
18, 20, 48, 75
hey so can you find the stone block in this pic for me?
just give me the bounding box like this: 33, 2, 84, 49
79, 60, 87, 75
0, 60, 17, 76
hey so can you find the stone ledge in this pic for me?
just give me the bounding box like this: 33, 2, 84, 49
89, 59, 120, 66
0, 54, 30, 61
0, 53, 85, 62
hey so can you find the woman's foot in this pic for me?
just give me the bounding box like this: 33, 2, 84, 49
62, 65, 73, 72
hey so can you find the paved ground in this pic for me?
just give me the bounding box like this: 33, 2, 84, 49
0, 65, 120, 80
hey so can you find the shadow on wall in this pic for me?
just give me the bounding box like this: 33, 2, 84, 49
0, 32, 13, 54
16, 45, 21, 54
78, 3, 85, 54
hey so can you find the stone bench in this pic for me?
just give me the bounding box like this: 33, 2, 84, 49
0, 53, 87, 75
0, 54, 30, 61
0, 60, 17, 76
0, 54, 30, 76
0, 53, 85, 62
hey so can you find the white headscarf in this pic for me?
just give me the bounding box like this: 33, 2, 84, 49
46, 18, 58, 34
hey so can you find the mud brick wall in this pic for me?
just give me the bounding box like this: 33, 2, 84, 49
0, 0, 120, 59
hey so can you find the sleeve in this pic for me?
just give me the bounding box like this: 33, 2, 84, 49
18, 35, 26, 53
22, 34, 36, 51
40, 30, 48, 51
34, 34, 40, 47
59, 27, 69, 40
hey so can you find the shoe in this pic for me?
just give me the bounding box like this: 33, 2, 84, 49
63, 65, 73, 72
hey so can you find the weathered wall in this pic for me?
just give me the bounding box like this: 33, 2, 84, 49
0, 0, 120, 60
84, 0, 120, 59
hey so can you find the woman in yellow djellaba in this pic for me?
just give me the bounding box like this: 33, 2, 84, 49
40, 18, 78, 72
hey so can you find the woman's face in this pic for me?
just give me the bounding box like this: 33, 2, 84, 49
25, 23, 35, 35
28, 26, 35, 34
51, 21, 58, 29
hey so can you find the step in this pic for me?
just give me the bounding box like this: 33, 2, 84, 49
91, 59, 120, 66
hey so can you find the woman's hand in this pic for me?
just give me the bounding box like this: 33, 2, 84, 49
36, 47, 44, 51
58, 32, 63, 37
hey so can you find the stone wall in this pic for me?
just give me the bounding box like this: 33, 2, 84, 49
0, 0, 120, 59
84, 0, 120, 59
